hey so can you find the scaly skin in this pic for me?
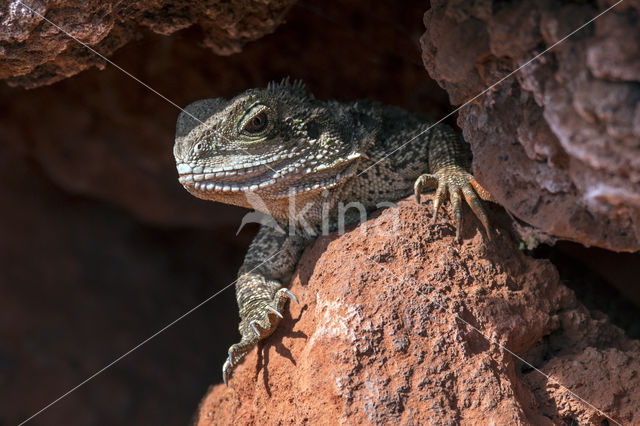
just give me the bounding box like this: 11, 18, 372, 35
173, 78, 493, 385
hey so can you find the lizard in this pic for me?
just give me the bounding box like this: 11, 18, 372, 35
173, 78, 493, 385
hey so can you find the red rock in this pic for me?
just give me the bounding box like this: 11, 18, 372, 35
195, 200, 640, 425
0, 0, 295, 88
421, 0, 640, 252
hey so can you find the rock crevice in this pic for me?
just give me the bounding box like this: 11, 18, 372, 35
421, 0, 640, 251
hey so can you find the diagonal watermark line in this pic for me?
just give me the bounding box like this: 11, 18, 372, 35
15, 0, 626, 424
356, 0, 626, 179
12, 0, 278, 174
359, 251, 622, 425
18, 248, 282, 426
12, 1, 204, 126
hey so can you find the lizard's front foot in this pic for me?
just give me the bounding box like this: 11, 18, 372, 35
414, 165, 494, 242
222, 287, 298, 385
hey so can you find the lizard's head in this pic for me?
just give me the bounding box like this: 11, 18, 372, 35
173, 78, 365, 213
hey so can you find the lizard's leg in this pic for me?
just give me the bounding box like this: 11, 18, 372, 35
222, 225, 308, 385
414, 126, 494, 242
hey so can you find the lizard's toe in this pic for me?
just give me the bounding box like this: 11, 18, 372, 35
265, 304, 283, 318
250, 320, 262, 337
430, 182, 448, 227
275, 287, 299, 305
249, 288, 297, 338
460, 178, 491, 238
222, 357, 232, 386
414, 173, 438, 204
223, 342, 253, 386
221, 287, 298, 385
414, 173, 448, 226
414, 166, 493, 241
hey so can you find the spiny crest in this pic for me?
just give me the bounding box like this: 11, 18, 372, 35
266, 77, 310, 99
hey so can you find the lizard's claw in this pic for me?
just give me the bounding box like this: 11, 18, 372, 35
414, 165, 493, 242
279, 288, 299, 304
222, 287, 298, 386
222, 356, 232, 386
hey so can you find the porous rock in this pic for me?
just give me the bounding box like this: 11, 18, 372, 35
0, 0, 295, 88
421, 0, 640, 252
195, 200, 640, 425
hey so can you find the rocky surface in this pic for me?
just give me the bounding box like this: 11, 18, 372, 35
0, 0, 295, 88
421, 0, 640, 252
2, 0, 639, 425
196, 200, 640, 425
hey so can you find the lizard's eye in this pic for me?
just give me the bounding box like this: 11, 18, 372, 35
243, 111, 269, 134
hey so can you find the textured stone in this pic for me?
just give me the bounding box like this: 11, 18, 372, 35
195, 200, 640, 425
0, 2, 447, 424
421, 0, 640, 252
0, 0, 296, 88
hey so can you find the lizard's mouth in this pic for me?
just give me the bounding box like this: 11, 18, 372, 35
176, 162, 275, 193
176, 152, 362, 198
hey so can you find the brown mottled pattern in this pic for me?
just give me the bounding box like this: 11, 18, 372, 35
173, 79, 493, 384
